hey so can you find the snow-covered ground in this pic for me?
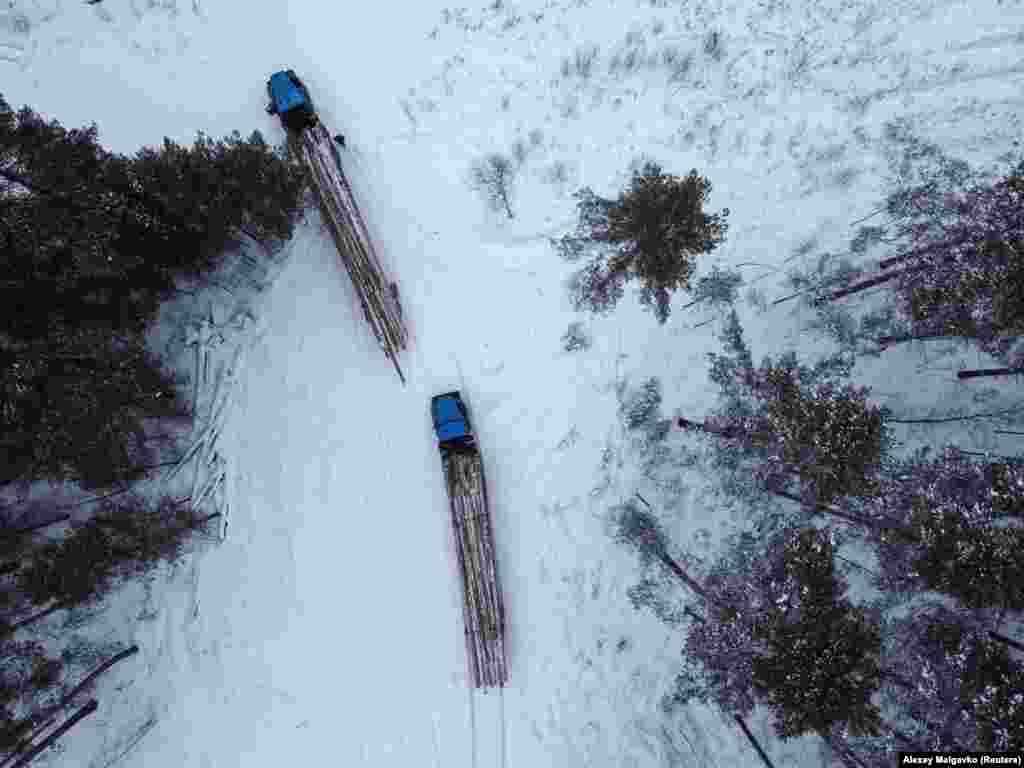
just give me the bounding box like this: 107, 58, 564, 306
4, 0, 1024, 765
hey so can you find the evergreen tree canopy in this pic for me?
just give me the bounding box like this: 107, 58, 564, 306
680, 526, 884, 739
558, 162, 729, 322
893, 159, 1024, 359
885, 605, 1024, 750
748, 528, 883, 740
15, 494, 208, 610
1, 321, 188, 491
0, 640, 63, 750
870, 447, 1024, 612
702, 310, 890, 508
0, 94, 306, 342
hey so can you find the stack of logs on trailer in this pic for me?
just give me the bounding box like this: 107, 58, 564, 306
287, 121, 408, 383
443, 450, 508, 688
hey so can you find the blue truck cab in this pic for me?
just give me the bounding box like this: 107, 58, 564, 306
266, 70, 317, 132
431, 391, 475, 453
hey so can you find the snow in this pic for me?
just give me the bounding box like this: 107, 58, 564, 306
4, 0, 1024, 765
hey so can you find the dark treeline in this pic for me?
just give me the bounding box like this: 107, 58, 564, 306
0, 94, 306, 758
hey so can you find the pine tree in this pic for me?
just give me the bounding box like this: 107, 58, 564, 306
0, 329, 188, 491
868, 447, 1024, 612
890, 159, 1024, 359
558, 163, 729, 322
792, 151, 1024, 365
883, 604, 1024, 750
745, 527, 883, 740
14, 494, 210, 613
0, 640, 64, 751
661, 524, 886, 740
688, 309, 890, 509
1, 95, 306, 344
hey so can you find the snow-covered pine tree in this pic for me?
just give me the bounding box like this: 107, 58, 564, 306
0, 330, 188, 492
868, 447, 1024, 613
686, 309, 890, 511
562, 162, 729, 323
881, 603, 1024, 751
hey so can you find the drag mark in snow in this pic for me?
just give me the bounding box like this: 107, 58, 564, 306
467, 683, 478, 768
498, 685, 508, 768
431, 711, 442, 768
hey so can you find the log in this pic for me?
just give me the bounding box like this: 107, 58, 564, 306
447, 451, 506, 687
297, 126, 407, 382
3, 646, 138, 765
0, 514, 71, 542
1, 600, 73, 638
7, 700, 98, 768
957, 367, 1024, 380
733, 715, 777, 768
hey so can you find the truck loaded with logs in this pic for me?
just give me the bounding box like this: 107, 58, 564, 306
431, 392, 509, 689
265, 70, 408, 383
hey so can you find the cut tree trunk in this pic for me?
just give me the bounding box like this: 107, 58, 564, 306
957, 367, 1024, 380
885, 405, 1023, 425
7, 700, 98, 768
878, 234, 978, 270
3, 646, 139, 766
770, 489, 917, 541
659, 552, 711, 602
676, 416, 741, 439
1, 600, 73, 638
812, 266, 919, 306
876, 332, 972, 348
733, 715, 777, 768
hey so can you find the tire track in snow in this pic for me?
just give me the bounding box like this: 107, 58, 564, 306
467, 684, 478, 768
430, 711, 442, 768
499, 685, 508, 768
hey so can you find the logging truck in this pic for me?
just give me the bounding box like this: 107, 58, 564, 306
430, 392, 508, 688
265, 69, 407, 383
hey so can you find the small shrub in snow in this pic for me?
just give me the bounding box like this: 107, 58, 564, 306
683, 265, 743, 311
620, 377, 663, 431
545, 160, 568, 187
470, 153, 516, 219
511, 138, 528, 167
703, 30, 724, 62
622, 47, 641, 73
562, 45, 599, 79
745, 285, 768, 312
792, 235, 819, 261
667, 50, 693, 82
556, 426, 581, 450
610, 499, 671, 568
848, 224, 887, 256
561, 321, 592, 352
626, 576, 690, 627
